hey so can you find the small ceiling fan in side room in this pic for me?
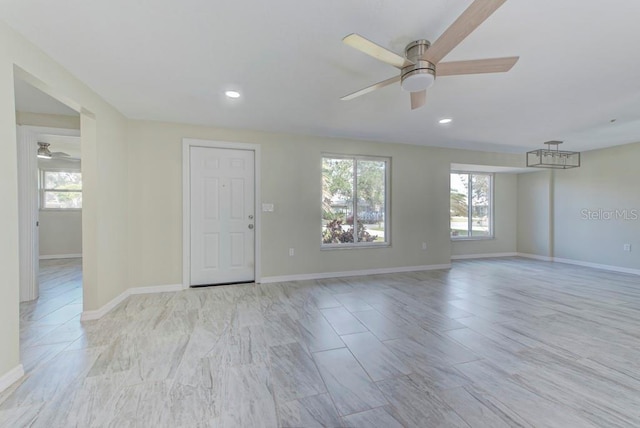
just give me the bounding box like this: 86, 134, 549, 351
341, 0, 519, 109
37, 142, 80, 161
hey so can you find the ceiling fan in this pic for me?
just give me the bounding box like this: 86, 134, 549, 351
341, 0, 519, 110
37, 142, 80, 161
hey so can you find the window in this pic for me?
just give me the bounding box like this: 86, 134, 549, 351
322, 155, 389, 247
450, 172, 492, 239
41, 170, 82, 209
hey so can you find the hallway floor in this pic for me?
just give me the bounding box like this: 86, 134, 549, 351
19, 258, 83, 375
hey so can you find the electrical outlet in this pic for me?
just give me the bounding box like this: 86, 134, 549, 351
422, 242, 427, 250
289, 248, 295, 256
624, 244, 632, 252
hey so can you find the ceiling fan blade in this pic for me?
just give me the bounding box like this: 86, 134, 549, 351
341, 75, 401, 101
437, 56, 518, 76
423, 0, 508, 64
410, 91, 426, 110
343, 34, 413, 69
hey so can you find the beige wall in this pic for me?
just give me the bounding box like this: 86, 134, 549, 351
553, 142, 640, 268
516, 142, 640, 270
516, 170, 552, 257
1, 21, 128, 381
451, 173, 518, 256
126, 120, 523, 287
39, 210, 82, 257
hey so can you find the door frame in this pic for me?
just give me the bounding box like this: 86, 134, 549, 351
17, 125, 81, 301
182, 138, 262, 288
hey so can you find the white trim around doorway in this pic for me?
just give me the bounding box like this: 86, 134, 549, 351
181, 138, 262, 288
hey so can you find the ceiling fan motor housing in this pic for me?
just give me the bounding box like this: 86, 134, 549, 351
401, 40, 436, 92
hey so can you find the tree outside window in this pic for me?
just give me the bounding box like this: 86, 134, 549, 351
322, 155, 389, 246
450, 172, 492, 238
41, 170, 82, 209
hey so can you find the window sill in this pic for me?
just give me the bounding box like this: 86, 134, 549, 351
451, 236, 495, 242
321, 243, 390, 250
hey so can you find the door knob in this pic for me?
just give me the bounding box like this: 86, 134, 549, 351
248, 224, 254, 229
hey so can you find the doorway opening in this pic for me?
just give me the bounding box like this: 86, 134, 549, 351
15, 77, 84, 374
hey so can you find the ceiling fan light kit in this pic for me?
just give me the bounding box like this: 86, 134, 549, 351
37, 141, 79, 162
526, 141, 580, 169
401, 40, 435, 92
37, 142, 52, 159
341, 0, 518, 110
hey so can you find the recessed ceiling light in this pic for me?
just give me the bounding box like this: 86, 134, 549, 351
225, 90, 241, 99
438, 118, 452, 124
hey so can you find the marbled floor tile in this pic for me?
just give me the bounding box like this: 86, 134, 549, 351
165, 382, 217, 427
32, 303, 82, 326
455, 359, 600, 428
102, 381, 171, 428
261, 313, 301, 348
270, 342, 326, 401
312, 347, 387, 416
351, 309, 410, 341
406, 366, 470, 391
439, 386, 516, 428
333, 292, 374, 312
87, 334, 137, 377
0, 404, 42, 427
1, 347, 100, 409
375, 375, 470, 427
341, 332, 412, 382
222, 324, 269, 366
20, 342, 71, 374
445, 328, 528, 374
278, 393, 342, 428
36, 370, 131, 428
296, 311, 345, 353
305, 286, 343, 310
384, 331, 479, 371
341, 406, 405, 428
218, 363, 278, 428
320, 307, 368, 336
28, 315, 85, 347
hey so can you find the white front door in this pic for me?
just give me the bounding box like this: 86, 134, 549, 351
190, 146, 255, 286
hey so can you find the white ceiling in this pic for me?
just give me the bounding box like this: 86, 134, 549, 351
3, 0, 640, 153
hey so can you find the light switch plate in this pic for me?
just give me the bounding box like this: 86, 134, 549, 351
262, 203, 274, 212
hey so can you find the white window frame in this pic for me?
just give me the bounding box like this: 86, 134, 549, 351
321, 154, 391, 249
40, 168, 82, 211
451, 171, 494, 240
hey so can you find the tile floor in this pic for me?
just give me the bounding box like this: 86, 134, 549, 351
2, 257, 640, 427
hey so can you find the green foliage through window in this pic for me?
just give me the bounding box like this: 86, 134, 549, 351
450, 172, 492, 238
322, 155, 389, 246
41, 170, 82, 209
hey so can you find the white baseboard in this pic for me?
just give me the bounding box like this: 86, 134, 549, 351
128, 284, 184, 295
260, 264, 452, 284
39, 253, 82, 260
0, 364, 24, 393
517, 252, 554, 262
80, 290, 130, 321
451, 252, 517, 260
552, 257, 640, 276
517, 253, 640, 276
81, 284, 183, 321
